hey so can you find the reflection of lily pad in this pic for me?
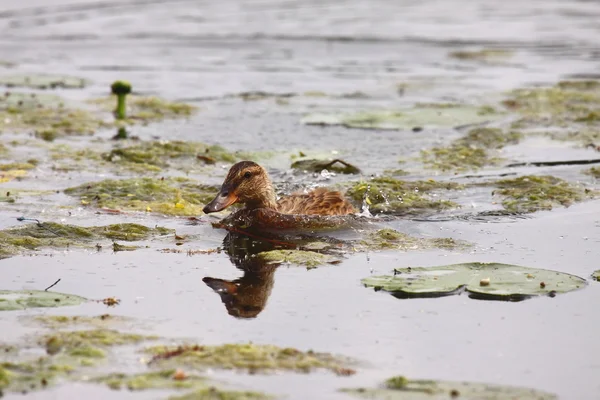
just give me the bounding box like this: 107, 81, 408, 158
342, 375, 556, 400
362, 262, 587, 301
0, 74, 88, 89
302, 106, 499, 131
0, 290, 87, 311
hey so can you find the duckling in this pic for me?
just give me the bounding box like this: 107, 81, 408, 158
203, 161, 356, 216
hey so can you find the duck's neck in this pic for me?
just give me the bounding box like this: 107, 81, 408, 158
244, 184, 278, 210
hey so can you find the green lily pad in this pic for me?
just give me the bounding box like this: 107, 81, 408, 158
302, 105, 499, 131
0, 290, 87, 311
342, 375, 556, 399
0, 74, 88, 89
362, 262, 587, 301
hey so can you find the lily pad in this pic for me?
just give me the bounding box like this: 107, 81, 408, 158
362, 262, 587, 301
342, 375, 556, 399
302, 105, 499, 131
0, 290, 87, 311
0, 74, 88, 89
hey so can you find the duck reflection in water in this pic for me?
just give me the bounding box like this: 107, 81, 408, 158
202, 232, 281, 319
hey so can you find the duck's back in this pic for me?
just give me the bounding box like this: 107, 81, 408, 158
276, 187, 356, 216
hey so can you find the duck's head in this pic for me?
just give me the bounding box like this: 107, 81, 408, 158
203, 161, 277, 214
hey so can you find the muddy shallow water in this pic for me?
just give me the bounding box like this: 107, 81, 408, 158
1, 0, 600, 399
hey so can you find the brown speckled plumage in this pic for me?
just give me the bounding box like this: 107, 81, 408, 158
203, 161, 356, 216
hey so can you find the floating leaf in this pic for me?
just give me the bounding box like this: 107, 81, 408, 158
0, 290, 87, 311
362, 262, 587, 301
342, 375, 556, 399
302, 106, 499, 131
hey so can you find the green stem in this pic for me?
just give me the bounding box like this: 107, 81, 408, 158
115, 94, 126, 120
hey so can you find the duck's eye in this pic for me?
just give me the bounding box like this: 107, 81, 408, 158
243, 171, 252, 179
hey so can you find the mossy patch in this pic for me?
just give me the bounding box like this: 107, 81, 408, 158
346, 176, 461, 215
504, 81, 600, 129
584, 167, 600, 178
94, 369, 205, 391
491, 175, 595, 213
32, 314, 130, 329
342, 375, 557, 399
145, 343, 354, 375
42, 329, 156, 349
170, 388, 273, 400
103, 140, 236, 170
0, 74, 88, 89
256, 249, 340, 269
64, 177, 219, 216
92, 95, 196, 124
302, 105, 500, 131
448, 49, 513, 62
0, 359, 75, 393
359, 229, 468, 251
0, 92, 109, 137
0, 222, 172, 258
420, 128, 522, 172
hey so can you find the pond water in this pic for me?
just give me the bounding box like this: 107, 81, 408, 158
1, 0, 600, 399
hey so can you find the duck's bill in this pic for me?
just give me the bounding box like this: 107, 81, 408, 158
203, 191, 238, 214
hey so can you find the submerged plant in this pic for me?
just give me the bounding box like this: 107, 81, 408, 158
111, 81, 132, 120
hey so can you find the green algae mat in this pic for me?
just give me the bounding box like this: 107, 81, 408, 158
362, 262, 587, 301
342, 375, 556, 399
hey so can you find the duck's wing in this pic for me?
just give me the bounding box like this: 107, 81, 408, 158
277, 187, 356, 216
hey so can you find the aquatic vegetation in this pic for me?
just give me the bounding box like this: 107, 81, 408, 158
584, 167, 600, 178
592, 270, 600, 281
302, 105, 500, 130
359, 229, 467, 251
0, 162, 36, 171
110, 80, 131, 120
64, 177, 219, 216
0, 359, 75, 394
420, 127, 522, 172
92, 95, 196, 124
362, 262, 587, 301
50, 144, 103, 162
346, 176, 461, 215
342, 374, 557, 399
505, 80, 600, 128
0, 74, 88, 89
0, 222, 172, 258
256, 249, 341, 269
291, 158, 360, 174
0, 91, 109, 137
170, 388, 273, 400
33, 314, 130, 329
103, 140, 237, 170
0, 290, 87, 311
492, 175, 594, 213
448, 48, 513, 61
145, 343, 355, 375
94, 369, 207, 391
42, 329, 156, 348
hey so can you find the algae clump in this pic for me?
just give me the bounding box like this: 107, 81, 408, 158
170, 388, 273, 400
92, 95, 196, 124
0, 222, 172, 259
103, 140, 236, 170
584, 167, 600, 179
145, 343, 354, 375
346, 176, 461, 215
359, 229, 467, 251
94, 369, 206, 391
64, 177, 219, 216
492, 175, 594, 213
448, 49, 512, 62
256, 249, 340, 269
420, 127, 522, 172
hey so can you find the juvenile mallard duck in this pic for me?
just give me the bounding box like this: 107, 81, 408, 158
203, 161, 356, 216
